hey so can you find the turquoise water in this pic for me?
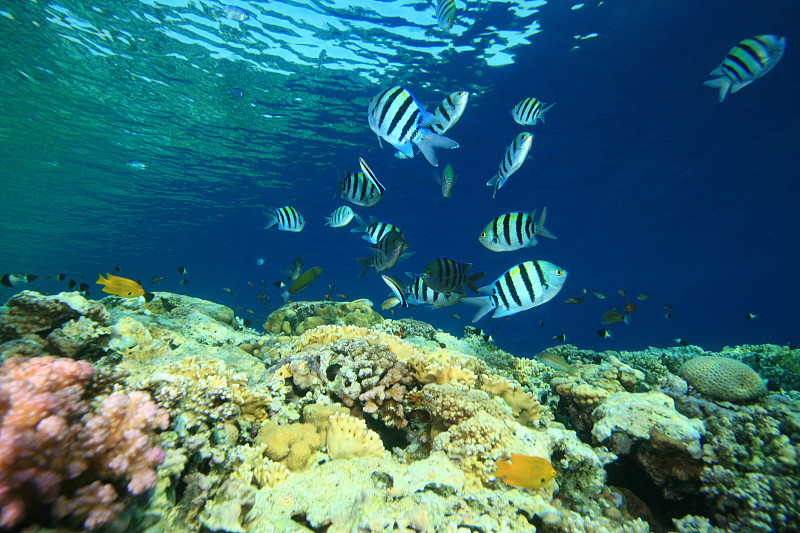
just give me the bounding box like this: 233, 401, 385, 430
1, 0, 798, 356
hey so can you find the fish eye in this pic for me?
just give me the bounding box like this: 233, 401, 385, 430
479, 232, 486, 238
556, 270, 564, 276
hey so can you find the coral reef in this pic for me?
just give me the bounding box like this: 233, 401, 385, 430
3, 289, 798, 533
263, 300, 383, 335
0, 356, 167, 529
679, 356, 768, 402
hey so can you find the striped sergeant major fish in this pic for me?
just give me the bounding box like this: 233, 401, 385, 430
487, 132, 533, 198
325, 206, 356, 228
419, 256, 485, 294
351, 215, 403, 245
337, 158, 386, 207
479, 207, 556, 252
436, 0, 456, 30
381, 275, 409, 308
430, 91, 469, 135
265, 206, 305, 232
405, 273, 465, 309
463, 260, 567, 323
511, 97, 555, 126
357, 229, 409, 277
704, 35, 786, 102
367, 85, 459, 167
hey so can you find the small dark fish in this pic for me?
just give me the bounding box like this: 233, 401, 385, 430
618, 288, 627, 298
675, 338, 688, 346
223, 287, 237, 295
590, 290, 605, 299
597, 328, 612, 338
151, 276, 165, 284
551, 333, 566, 343
56, 273, 65, 281
665, 311, 673, 319
78, 282, 89, 292
482, 333, 493, 343
420, 256, 484, 294
68, 279, 77, 290
247, 281, 254, 288
113, 266, 121, 273
635, 293, 652, 301
450, 313, 460, 320
663, 304, 673, 310
1, 274, 38, 287
539, 320, 545, 327
225, 87, 244, 98
178, 266, 188, 275
246, 309, 255, 315
622, 301, 637, 313
243, 318, 252, 327
282, 256, 303, 283
745, 312, 757, 320
601, 310, 629, 326
180, 279, 188, 285
256, 293, 267, 300
564, 297, 584, 304
336, 293, 350, 300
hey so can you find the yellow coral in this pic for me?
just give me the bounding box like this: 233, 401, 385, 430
480, 375, 548, 427
326, 412, 386, 459
409, 358, 477, 387
256, 420, 323, 471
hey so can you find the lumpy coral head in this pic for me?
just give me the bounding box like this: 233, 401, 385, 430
679, 356, 767, 402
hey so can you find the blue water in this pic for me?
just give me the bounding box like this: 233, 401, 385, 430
1, 0, 798, 357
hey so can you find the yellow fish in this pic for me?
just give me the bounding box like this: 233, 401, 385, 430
96, 273, 146, 299
493, 454, 556, 489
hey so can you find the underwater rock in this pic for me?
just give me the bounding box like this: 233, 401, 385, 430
679, 356, 768, 402
263, 300, 383, 335
0, 290, 110, 339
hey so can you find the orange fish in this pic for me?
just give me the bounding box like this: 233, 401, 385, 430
96, 273, 146, 299
623, 301, 637, 313
493, 454, 556, 489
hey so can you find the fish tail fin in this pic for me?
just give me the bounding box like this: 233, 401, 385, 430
534, 207, 557, 240
462, 296, 495, 323
281, 290, 290, 301
538, 102, 555, 124
350, 213, 367, 234
357, 257, 370, 278
416, 130, 459, 167
323, 216, 332, 226
486, 174, 506, 197
703, 77, 732, 102
96, 274, 108, 286
623, 315, 631, 325
466, 272, 486, 295
264, 208, 278, 229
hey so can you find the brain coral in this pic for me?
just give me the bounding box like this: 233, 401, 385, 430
678, 356, 767, 402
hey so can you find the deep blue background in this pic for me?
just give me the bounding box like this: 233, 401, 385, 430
2, 0, 798, 357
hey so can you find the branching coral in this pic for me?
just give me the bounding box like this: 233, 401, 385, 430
0, 356, 168, 529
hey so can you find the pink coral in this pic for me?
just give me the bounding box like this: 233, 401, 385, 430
0, 356, 168, 529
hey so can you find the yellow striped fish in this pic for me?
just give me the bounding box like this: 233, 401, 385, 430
487, 132, 533, 198
265, 206, 304, 232
436, 0, 456, 30
704, 35, 786, 102
463, 260, 567, 322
